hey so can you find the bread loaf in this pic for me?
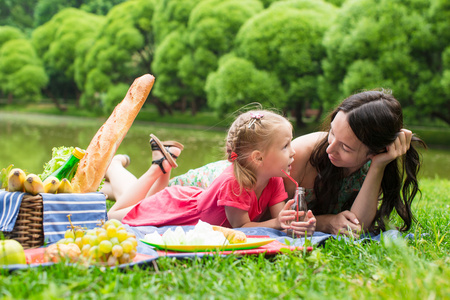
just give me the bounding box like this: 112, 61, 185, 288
72, 74, 155, 193
212, 226, 247, 244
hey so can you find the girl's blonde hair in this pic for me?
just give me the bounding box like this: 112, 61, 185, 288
226, 109, 292, 190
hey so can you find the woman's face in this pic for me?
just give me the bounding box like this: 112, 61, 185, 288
326, 111, 373, 174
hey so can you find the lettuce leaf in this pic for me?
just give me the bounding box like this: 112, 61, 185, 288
39, 146, 75, 180
0, 164, 14, 190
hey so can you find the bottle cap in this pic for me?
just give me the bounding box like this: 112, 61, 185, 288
73, 147, 86, 159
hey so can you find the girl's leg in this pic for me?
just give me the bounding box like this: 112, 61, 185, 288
145, 146, 180, 198
107, 144, 182, 220
100, 155, 137, 201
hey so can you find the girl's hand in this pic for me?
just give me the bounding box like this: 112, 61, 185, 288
278, 199, 297, 229
290, 210, 316, 237
371, 129, 412, 169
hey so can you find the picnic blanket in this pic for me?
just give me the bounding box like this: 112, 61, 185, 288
0, 191, 26, 232
42, 192, 108, 244
126, 225, 403, 259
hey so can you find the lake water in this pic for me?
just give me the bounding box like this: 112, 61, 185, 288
0, 112, 448, 180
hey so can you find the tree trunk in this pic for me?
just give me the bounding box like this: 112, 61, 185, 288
180, 96, 187, 113
314, 105, 324, 123
74, 82, 81, 108
431, 111, 450, 126
150, 98, 166, 116
45, 89, 66, 111
7, 93, 13, 105
191, 98, 198, 116
293, 102, 305, 128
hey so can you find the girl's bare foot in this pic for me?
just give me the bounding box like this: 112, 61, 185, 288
112, 154, 131, 168
105, 155, 130, 181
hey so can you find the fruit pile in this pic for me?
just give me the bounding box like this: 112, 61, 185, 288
5, 167, 74, 195
45, 219, 138, 266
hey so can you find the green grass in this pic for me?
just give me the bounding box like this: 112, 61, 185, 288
1, 178, 449, 299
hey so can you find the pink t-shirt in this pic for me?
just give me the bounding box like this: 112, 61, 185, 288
122, 165, 287, 228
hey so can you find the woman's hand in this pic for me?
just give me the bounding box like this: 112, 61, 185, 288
318, 211, 362, 237
371, 129, 412, 169
290, 210, 316, 237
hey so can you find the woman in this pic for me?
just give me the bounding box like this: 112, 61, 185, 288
282, 90, 425, 235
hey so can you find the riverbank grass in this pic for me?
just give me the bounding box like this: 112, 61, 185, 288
1, 178, 449, 299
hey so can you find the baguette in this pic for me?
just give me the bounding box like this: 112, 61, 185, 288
72, 74, 155, 193
212, 225, 247, 244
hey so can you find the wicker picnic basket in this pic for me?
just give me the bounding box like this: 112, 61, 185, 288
2, 194, 44, 249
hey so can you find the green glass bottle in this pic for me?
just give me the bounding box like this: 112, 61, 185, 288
47, 147, 86, 181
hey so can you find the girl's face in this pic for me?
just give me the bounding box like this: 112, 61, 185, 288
327, 111, 373, 174
260, 121, 295, 178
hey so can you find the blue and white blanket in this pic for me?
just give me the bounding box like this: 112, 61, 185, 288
0, 191, 26, 232
0, 191, 108, 245
126, 224, 405, 258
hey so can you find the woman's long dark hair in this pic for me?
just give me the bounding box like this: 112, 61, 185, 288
310, 90, 426, 233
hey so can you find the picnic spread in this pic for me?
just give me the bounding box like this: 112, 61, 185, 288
0, 74, 407, 272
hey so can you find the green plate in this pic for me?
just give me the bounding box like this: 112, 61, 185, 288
140, 237, 275, 252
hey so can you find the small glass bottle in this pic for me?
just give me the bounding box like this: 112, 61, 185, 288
297, 187, 307, 221
287, 187, 307, 238
46, 147, 85, 181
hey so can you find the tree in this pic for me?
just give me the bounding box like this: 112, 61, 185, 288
76, 0, 156, 113
34, 0, 70, 27
0, 38, 48, 102
413, 0, 450, 125
152, 0, 202, 46
31, 8, 104, 109
0, 0, 37, 32
205, 54, 286, 114
319, 0, 450, 125
34, 0, 126, 27
0, 26, 25, 47
234, 0, 337, 127
80, 0, 127, 15
177, 0, 264, 115
151, 0, 202, 115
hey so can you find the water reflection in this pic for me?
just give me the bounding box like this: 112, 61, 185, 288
0, 112, 448, 180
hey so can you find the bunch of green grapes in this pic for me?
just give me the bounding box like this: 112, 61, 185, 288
57, 219, 138, 266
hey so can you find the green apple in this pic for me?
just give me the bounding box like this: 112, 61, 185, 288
0, 239, 26, 265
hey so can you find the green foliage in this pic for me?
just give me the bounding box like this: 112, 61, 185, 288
34, 0, 126, 27
77, 0, 156, 110
152, 0, 263, 113
234, 0, 336, 125
0, 26, 25, 48
33, 0, 70, 27
80, 0, 127, 15
152, 30, 189, 105
0, 0, 448, 124
152, 0, 202, 45
0, 38, 48, 101
32, 8, 104, 91
320, 0, 450, 125
176, 0, 263, 112
205, 54, 286, 113
0, 0, 36, 32
103, 82, 129, 114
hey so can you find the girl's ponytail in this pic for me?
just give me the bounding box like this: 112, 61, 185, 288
226, 109, 292, 192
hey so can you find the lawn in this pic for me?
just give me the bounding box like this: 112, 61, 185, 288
1, 179, 449, 299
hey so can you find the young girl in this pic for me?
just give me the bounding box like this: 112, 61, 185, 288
107, 110, 316, 236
